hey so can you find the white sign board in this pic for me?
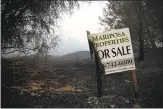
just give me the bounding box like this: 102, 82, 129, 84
87, 28, 136, 74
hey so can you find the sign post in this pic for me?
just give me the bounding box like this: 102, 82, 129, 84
87, 31, 102, 98
86, 28, 138, 97
132, 70, 138, 97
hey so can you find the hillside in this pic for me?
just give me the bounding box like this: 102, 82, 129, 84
58, 51, 91, 60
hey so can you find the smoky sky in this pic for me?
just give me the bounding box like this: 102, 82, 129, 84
49, 1, 107, 56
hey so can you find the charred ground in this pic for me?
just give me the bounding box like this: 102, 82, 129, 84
1, 48, 163, 108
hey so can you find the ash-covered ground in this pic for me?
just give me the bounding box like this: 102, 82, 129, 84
1, 48, 163, 108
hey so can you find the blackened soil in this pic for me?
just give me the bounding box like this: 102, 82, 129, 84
1, 48, 163, 108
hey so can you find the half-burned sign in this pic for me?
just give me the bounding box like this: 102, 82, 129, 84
87, 28, 136, 74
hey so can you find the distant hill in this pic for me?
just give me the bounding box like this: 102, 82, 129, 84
60, 51, 91, 60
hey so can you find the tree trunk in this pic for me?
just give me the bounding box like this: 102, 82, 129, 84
139, 39, 144, 61
138, 2, 144, 61
161, 3, 163, 43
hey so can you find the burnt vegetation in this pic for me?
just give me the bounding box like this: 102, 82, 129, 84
1, 0, 163, 108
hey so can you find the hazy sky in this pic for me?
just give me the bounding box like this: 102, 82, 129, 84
49, 1, 107, 56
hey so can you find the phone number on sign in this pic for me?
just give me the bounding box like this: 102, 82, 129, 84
103, 59, 134, 69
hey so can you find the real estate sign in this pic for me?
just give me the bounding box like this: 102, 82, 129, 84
87, 28, 136, 74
